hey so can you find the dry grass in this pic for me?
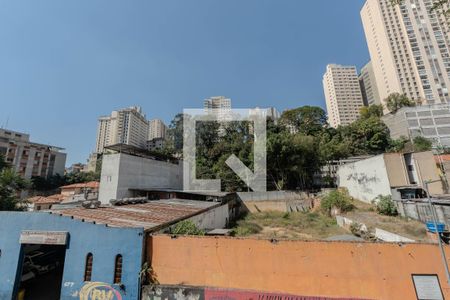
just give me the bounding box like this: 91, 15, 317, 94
344, 200, 428, 241
232, 211, 347, 240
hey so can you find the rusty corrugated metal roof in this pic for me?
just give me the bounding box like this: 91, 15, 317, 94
29, 194, 66, 204
53, 199, 219, 231
60, 181, 100, 190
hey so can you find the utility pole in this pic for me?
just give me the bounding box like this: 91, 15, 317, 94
424, 180, 450, 284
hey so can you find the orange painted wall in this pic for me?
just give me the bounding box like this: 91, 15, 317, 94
148, 235, 450, 299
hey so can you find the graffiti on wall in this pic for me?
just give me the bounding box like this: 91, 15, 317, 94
142, 285, 368, 300
79, 282, 122, 300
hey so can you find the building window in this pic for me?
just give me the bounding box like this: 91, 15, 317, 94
84, 253, 93, 281
113, 254, 122, 284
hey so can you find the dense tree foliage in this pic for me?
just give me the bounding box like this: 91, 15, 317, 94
279, 106, 327, 135
385, 93, 415, 113
413, 136, 433, 152
0, 153, 28, 211
162, 103, 401, 191
30, 170, 100, 192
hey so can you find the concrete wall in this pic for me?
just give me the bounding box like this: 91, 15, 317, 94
396, 200, 450, 227
187, 204, 230, 230
337, 155, 392, 202
0, 212, 143, 300
381, 111, 409, 139
236, 191, 310, 201
99, 153, 182, 204
237, 191, 313, 213
147, 235, 450, 300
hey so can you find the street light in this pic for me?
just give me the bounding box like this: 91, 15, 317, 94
423, 179, 450, 284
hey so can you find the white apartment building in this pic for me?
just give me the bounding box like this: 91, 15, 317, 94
361, 0, 450, 110
204, 96, 232, 121
0, 129, 66, 179
148, 119, 167, 140
359, 61, 381, 106
323, 64, 365, 128
94, 106, 149, 153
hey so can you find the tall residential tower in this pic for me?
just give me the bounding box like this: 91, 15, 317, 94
323, 64, 365, 128
359, 61, 381, 106
148, 119, 167, 140
361, 0, 450, 109
94, 106, 148, 153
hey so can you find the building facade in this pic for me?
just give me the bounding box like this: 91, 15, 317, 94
0, 212, 143, 300
323, 64, 365, 128
204, 96, 232, 121
98, 152, 182, 204
94, 106, 149, 154
0, 129, 66, 179
361, 0, 450, 109
382, 103, 450, 148
359, 61, 381, 106
337, 151, 443, 203
147, 137, 165, 152
148, 119, 167, 140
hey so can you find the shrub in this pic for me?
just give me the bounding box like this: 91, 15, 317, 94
320, 189, 354, 215
170, 220, 205, 235
376, 195, 398, 216
413, 136, 432, 152
232, 221, 263, 236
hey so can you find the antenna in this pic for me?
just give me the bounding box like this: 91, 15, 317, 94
5, 115, 9, 129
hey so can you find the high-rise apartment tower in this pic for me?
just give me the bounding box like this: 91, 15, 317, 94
323, 64, 365, 128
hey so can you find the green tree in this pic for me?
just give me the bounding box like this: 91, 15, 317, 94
0, 154, 28, 211
385, 93, 415, 113
64, 171, 100, 185
267, 131, 321, 190
388, 137, 409, 153
360, 104, 383, 119
280, 106, 327, 135
320, 189, 354, 216
164, 113, 185, 156
344, 116, 391, 155
413, 136, 432, 152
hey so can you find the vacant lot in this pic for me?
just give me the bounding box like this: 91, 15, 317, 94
345, 200, 429, 241
232, 211, 347, 240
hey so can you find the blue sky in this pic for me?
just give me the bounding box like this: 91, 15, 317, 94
0, 0, 368, 165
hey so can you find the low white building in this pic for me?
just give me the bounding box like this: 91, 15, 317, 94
337, 151, 443, 203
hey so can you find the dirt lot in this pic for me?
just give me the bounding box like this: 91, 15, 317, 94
231, 199, 431, 242
232, 211, 347, 240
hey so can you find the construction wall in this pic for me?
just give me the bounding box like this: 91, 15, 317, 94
147, 235, 450, 300
237, 191, 313, 213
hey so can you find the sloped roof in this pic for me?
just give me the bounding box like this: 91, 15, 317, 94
53, 199, 220, 231
60, 181, 99, 190
29, 194, 66, 205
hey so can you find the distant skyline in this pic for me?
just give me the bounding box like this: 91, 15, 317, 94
0, 0, 368, 165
